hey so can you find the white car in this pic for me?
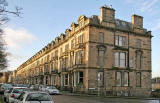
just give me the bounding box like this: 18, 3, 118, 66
45, 86, 60, 95
15, 91, 54, 103
6, 87, 27, 103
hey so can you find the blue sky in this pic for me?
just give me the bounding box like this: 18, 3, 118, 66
4, 0, 160, 77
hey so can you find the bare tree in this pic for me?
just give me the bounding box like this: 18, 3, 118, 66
0, 0, 22, 71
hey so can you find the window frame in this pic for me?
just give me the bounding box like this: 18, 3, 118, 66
64, 74, 68, 86
116, 71, 122, 86
114, 52, 126, 68
78, 72, 83, 84
123, 72, 129, 86
98, 50, 105, 67
115, 35, 126, 47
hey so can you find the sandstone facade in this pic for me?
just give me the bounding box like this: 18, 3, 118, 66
15, 5, 152, 97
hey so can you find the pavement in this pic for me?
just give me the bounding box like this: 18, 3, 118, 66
53, 95, 160, 103
60, 91, 160, 100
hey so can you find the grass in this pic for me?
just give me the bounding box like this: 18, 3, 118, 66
0, 96, 3, 103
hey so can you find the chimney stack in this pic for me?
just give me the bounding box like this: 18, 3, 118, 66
100, 5, 115, 23
132, 14, 143, 28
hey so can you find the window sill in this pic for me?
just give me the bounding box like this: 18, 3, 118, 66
113, 46, 128, 51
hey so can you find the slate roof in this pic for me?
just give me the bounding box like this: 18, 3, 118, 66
89, 15, 147, 33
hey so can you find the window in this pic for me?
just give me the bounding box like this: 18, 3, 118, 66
62, 58, 65, 69
79, 50, 84, 64
78, 34, 83, 43
47, 55, 50, 62
130, 57, 133, 68
137, 39, 141, 48
114, 52, 126, 68
114, 52, 119, 67
75, 51, 84, 65
116, 72, 129, 86
53, 62, 55, 70
120, 53, 126, 68
55, 50, 58, 57
115, 35, 126, 47
41, 59, 43, 64
71, 39, 74, 49
98, 72, 104, 86
70, 55, 74, 67
55, 61, 58, 70
98, 50, 105, 67
75, 52, 79, 64
50, 63, 53, 72
78, 72, 83, 84
116, 72, 121, 86
64, 74, 68, 86
99, 32, 104, 43
60, 48, 62, 56
65, 44, 69, 52
136, 52, 142, 69
40, 67, 42, 73
65, 57, 68, 68
136, 72, 141, 87
73, 72, 76, 86
123, 72, 129, 86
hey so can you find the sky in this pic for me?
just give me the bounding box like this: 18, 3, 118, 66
3, 0, 160, 78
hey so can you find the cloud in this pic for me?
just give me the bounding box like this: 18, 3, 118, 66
151, 20, 160, 32
4, 27, 37, 49
139, 0, 159, 12
125, 0, 159, 13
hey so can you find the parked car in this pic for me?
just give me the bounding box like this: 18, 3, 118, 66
151, 89, 160, 98
0, 83, 12, 94
45, 86, 60, 95
6, 87, 27, 103
15, 91, 54, 103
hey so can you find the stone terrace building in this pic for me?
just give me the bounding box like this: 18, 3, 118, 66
15, 5, 152, 97
152, 77, 160, 90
